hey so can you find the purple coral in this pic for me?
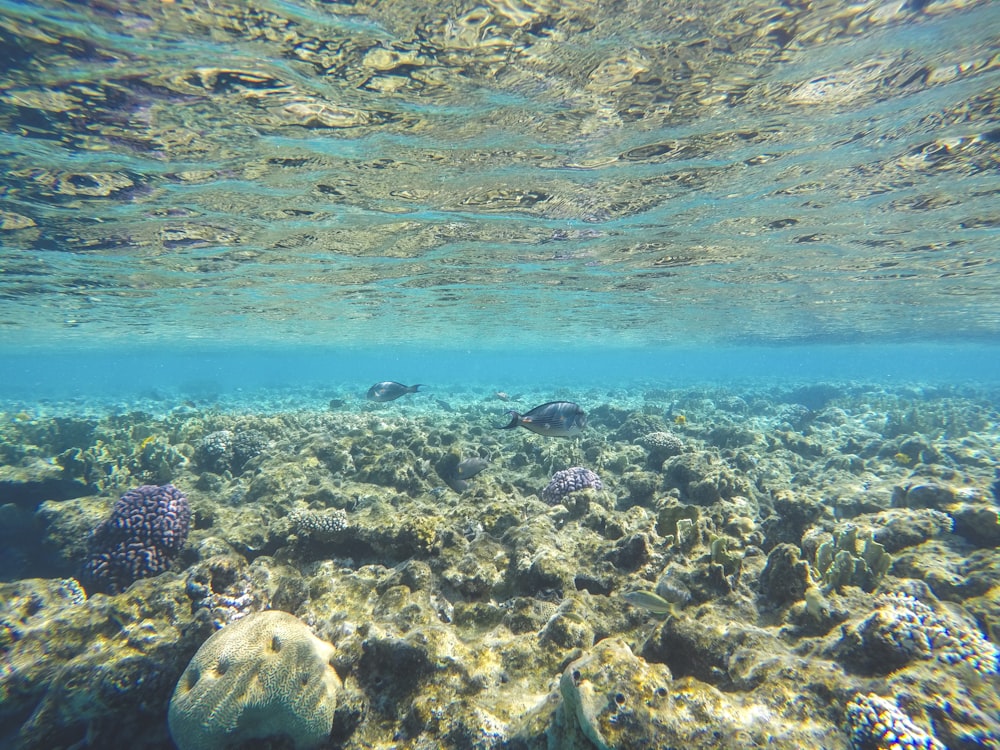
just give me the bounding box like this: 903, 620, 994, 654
844, 693, 944, 750
542, 467, 603, 505
83, 484, 192, 594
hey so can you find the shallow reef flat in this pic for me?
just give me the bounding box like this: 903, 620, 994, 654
1, 381, 998, 749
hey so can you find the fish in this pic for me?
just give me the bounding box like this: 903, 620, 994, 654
443, 456, 490, 493
453, 457, 490, 480
621, 590, 680, 617
366, 381, 424, 402
499, 401, 586, 437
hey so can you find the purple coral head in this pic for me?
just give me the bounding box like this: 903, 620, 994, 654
542, 467, 603, 505
83, 483, 192, 594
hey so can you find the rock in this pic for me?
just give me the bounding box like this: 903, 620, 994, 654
870, 508, 954, 553
603, 532, 652, 571
892, 483, 956, 510
948, 496, 1000, 548
0, 458, 90, 509
760, 489, 824, 549
168, 610, 342, 750
759, 543, 811, 605
2, 576, 195, 749
893, 484, 1000, 547
534, 635, 836, 749
641, 614, 760, 686
548, 638, 674, 749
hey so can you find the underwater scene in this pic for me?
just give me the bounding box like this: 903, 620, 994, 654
1, 0, 999, 749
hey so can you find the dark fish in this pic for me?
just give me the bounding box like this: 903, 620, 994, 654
444, 457, 490, 493
366, 381, 424, 402
499, 401, 586, 438
453, 457, 489, 480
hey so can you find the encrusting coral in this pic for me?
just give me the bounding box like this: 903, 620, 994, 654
168, 610, 342, 750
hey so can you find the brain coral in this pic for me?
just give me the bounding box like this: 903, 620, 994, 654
82, 483, 191, 594
168, 610, 342, 750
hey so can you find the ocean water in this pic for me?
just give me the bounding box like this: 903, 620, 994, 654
1, 1, 999, 749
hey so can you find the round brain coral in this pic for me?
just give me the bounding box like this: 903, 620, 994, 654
168, 610, 342, 750
542, 467, 603, 505
82, 483, 191, 594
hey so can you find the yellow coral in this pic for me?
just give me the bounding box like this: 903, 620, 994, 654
168, 611, 341, 750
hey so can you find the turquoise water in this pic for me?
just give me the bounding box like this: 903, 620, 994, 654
1, 344, 1000, 406
2, 2, 1000, 750
1, 0, 998, 353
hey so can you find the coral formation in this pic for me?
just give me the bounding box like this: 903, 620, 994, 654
288, 508, 350, 537
636, 430, 683, 468
813, 525, 892, 593
184, 554, 257, 628
839, 592, 998, 676
81, 483, 191, 594
194, 430, 234, 474
195, 429, 267, 475
844, 692, 944, 750
168, 610, 342, 750
541, 466, 603, 505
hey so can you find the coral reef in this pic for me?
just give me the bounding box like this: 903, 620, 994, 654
288, 508, 350, 537
168, 610, 342, 750
2, 382, 999, 749
81, 483, 191, 594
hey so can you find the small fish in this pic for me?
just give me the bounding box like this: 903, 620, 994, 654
499, 401, 586, 438
622, 590, 680, 617
366, 381, 424, 402
444, 457, 490, 493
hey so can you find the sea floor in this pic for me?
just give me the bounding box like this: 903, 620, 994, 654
1, 381, 998, 749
